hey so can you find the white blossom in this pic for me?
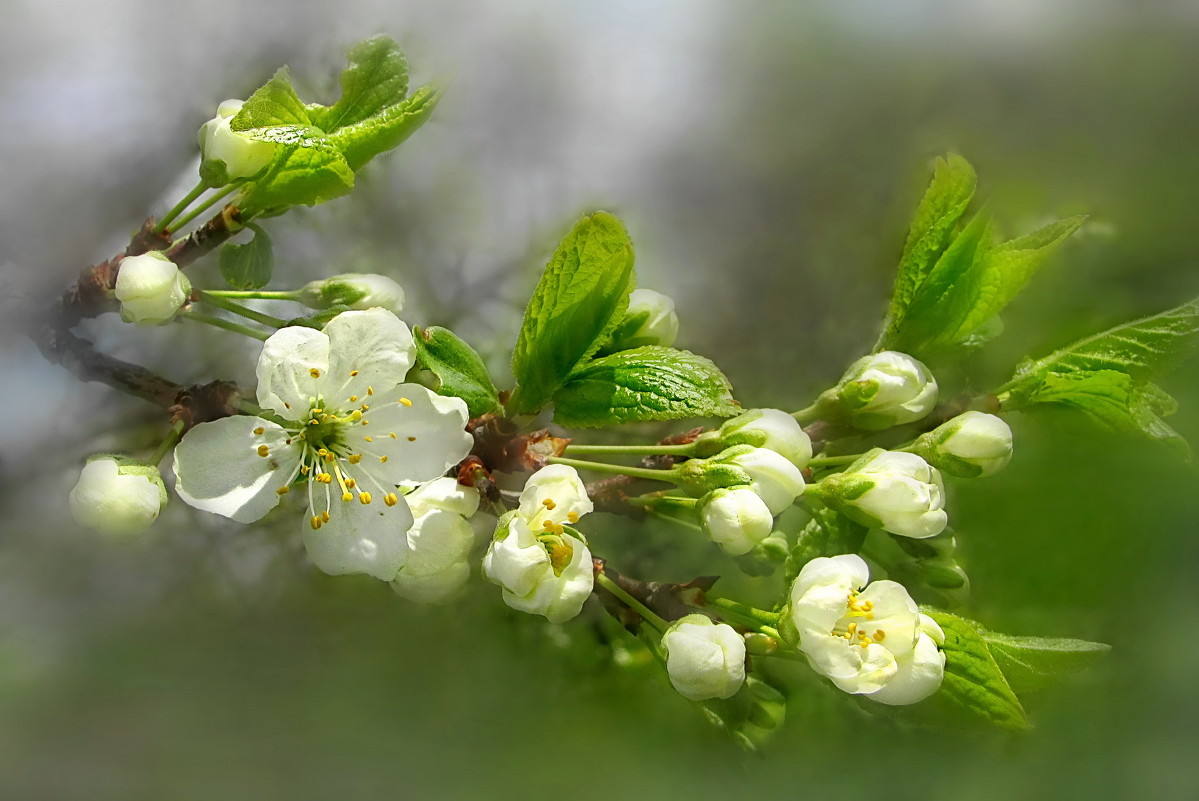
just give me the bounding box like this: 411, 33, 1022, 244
69, 456, 166, 535
482, 465, 595, 623
921, 411, 1013, 478
172, 308, 473, 581
198, 99, 277, 183
816, 450, 947, 539
661, 614, 746, 701
834, 351, 937, 430
302, 273, 405, 314
698, 486, 774, 556
705, 408, 813, 469
114, 252, 191, 324
791, 554, 945, 705
390, 477, 480, 604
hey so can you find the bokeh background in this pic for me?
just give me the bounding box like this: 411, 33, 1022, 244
2, 1, 1198, 798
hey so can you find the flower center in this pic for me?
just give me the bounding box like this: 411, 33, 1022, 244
831, 590, 887, 649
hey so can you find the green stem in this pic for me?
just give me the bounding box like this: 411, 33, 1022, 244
792, 402, 822, 424
182, 310, 269, 341
596, 573, 670, 633
203, 289, 305, 301
644, 506, 704, 532
563, 442, 697, 457
148, 419, 187, 466
170, 183, 241, 231
196, 290, 290, 329
154, 180, 208, 233
808, 453, 862, 468
547, 455, 680, 484
624, 493, 697, 508
706, 596, 781, 628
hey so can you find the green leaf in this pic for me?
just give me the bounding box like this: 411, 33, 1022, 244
327, 84, 442, 172
783, 507, 867, 585
1025, 369, 1135, 431
237, 136, 355, 217
218, 224, 273, 290
307, 35, 409, 133
882, 153, 977, 344
981, 631, 1109, 694
508, 212, 636, 415
1130, 383, 1193, 460
413, 325, 503, 418
231, 67, 311, 130
1005, 295, 1199, 393
550, 346, 739, 427
924, 610, 1029, 730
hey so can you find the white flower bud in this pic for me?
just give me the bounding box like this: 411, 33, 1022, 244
114, 252, 191, 324
724, 447, 806, 515
482, 519, 594, 623
832, 351, 938, 430
920, 411, 1013, 478
661, 614, 746, 701
69, 457, 166, 535
699, 487, 774, 556
391, 478, 480, 604
301, 273, 405, 313
705, 408, 813, 468
605, 288, 680, 351
816, 450, 947, 539
198, 99, 277, 184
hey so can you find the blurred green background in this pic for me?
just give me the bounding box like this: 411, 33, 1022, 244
2, 1, 1198, 798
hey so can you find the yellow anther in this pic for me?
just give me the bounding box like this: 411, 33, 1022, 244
276, 486, 290, 495
310, 368, 321, 378
310, 419, 321, 426
847, 622, 858, 637
348, 454, 362, 464
342, 491, 353, 502
542, 498, 557, 510
345, 478, 357, 489
350, 370, 359, 377
367, 386, 375, 396
364, 436, 374, 443
318, 448, 329, 456
300, 465, 311, 475
316, 473, 332, 484
407, 436, 416, 442
312, 408, 323, 415
257, 445, 270, 457
384, 493, 398, 507
321, 511, 330, 523
379, 455, 389, 463
566, 511, 580, 523
253, 427, 265, 435
284, 401, 291, 409
361, 404, 369, 411
349, 395, 358, 402
310, 516, 322, 530
543, 519, 555, 531
359, 492, 373, 505
360, 419, 369, 426
873, 630, 886, 642
860, 640, 871, 649
324, 452, 335, 463
389, 432, 397, 439
399, 397, 411, 407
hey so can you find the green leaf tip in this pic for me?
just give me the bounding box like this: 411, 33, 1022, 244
413, 325, 503, 419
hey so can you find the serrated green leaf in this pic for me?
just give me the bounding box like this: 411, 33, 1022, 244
882, 153, 977, 345
412, 325, 503, 418
924, 610, 1029, 730
1130, 383, 1193, 460
508, 212, 636, 415
237, 136, 355, 217
1026, 369, 1135, 431
1005, 295, 1199, 393
981, 631, 1109, 694
218, 224, 273, 290
327, 84, 442, 172
551, 346, 738, 427
308, 35, 409, 133
231, 67, 311, 130
783, 508, 867, 584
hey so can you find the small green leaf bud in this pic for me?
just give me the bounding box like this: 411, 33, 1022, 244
695, 408, 813, 468
69, 456, 167, 535
198, 99, 277, 184
301, 273, 405, 314
699, 486, 774, 556
824, 351, 938, 430
660, 614, 746, 701
604, 288, 679, 352
813, 449, 947, 539
114, 252, 191, 324
915, 411, 1013, 478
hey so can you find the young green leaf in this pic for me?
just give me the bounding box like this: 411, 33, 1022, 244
881, 153, 977, 345
307, 35, 409, 133
1003, 295, 1199, 394
412, 325, 503, 418
924, 610, 1030, 730
230, 67, 312, 130
1129, 383, 1193, 460
327, 85, 442, 172
1024, 369, 1135, 431
551, 346, 738, 427
981, 631, 1109, 694
508, 212, 636, 415
218, 224, 273, 290
237, 137, 355, 217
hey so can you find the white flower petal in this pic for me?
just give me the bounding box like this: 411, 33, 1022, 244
482, 519, 549, 597
255, 326, 331, 417
404, 477, 480, 518
403, 509, 475, 577
867, 631, 946, 705
517, 464, 594, 527
301, 491, 414, 580
323, 308, 416, 401
354, 386, 472, 484
392, 562, 470, 604
173, 416, 301, 523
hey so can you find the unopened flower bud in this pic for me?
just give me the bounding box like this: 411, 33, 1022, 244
699, 487, 774, 556
825, 351, 938, 430
69, 456, 167, 535
813, 449, 947, 539
724, 447, 806, 515
391, 478, 480, 604
697, 408, 813, 468
660, 614, 746, 701
114, 252, 191, 324
604, 288, 679, 352
301, 273, 405, 314
916, 411, 1013, 478
198, 99, 277, 184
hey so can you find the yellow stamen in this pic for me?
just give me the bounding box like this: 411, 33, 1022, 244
257, 445, 270, 457
542, 498, 557, 510
316, 473, 332, 484
348, 454, 362, 464
342, 491, 353, 502
364, 436, 374, 443
384, 493, 398, 507
361, 404, 369, 411
389, 432, 397, 439
312, 408, 323, 415
300, 465, 311, 475
276, 486, 290, 495
359, 492, 372, 505
350, 370, 359, 377
253, 427, 264, 435
873, 630, 886, 642
310, 516, 322, 530
407, 436, 416, 442
367, 386, 374, 396
349, 395, 358, 402
566, 511, 580, 523
399, 397, 411, 407
321, 511, 330, 523
379, 455, 389, 463
345, 478, 356, 489
309, 368, 321, 378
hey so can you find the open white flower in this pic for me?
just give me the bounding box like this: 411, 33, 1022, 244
482, 465, 595, 623
791, 554, 945, 705
661, 614, 746, 701
69, 456, 167, 535
114, 252, 191, 325
391, 477, 480, 603
173, 308, 473, 581
814, 449, 947, 539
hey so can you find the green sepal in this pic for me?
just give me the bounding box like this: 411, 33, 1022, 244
508, 212, 636, 415
412, 325, 503, 418
981, 631, 1109, 694
551, 346, 739, 428
218, 224, 274, 290
198, 158, 230, 188
924, 610, 1030, 730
